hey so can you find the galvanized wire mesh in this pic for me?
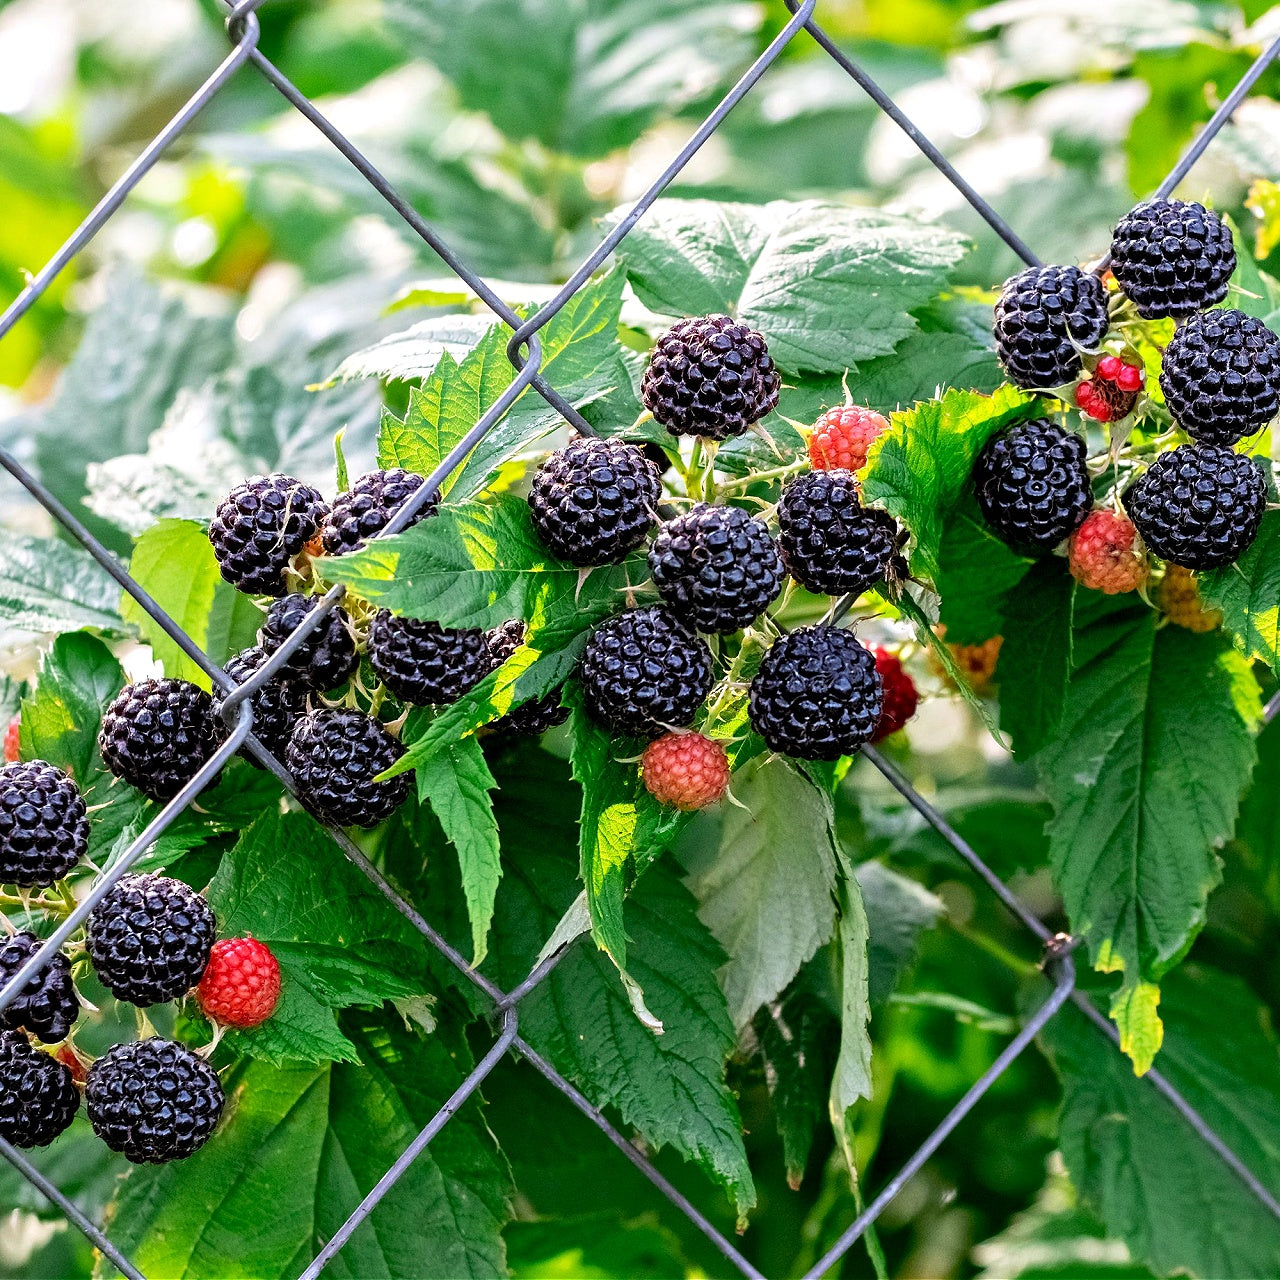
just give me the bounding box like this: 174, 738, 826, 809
1, 2, 1279, 1276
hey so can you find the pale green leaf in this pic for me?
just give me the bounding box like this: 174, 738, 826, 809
0, 534, 122, 636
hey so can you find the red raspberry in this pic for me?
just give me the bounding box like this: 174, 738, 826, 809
1096, 355, 1122, 380
870, 649, 918, 743
3, 717, 19, 764
196, 937, 281, 1029
1068, 509, 1147, 594
808, 405, 889, 472
641, 732, 730, 811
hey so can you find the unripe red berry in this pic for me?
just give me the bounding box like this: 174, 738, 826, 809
1068, 509, 1147, 595
197, 937, 281, 1029
870, 649, 918, 743
1096, 355, 1122, 380
641, 732, 730, 811
1115, 363, 1144, 392
3, 718, 19, 764
808, 405, 889, 472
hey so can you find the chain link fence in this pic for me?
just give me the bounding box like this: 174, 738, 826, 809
1, 2, 1279, 1276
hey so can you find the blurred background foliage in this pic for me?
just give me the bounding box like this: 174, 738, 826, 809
1, 1, 1279, 1277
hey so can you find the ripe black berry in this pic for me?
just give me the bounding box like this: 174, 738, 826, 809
777, 470, 906, 597
216, 646, 307, 765
580, 606, 713, 738
528, 438, 660, 567
1110, 200, 1235, 319
86, 1038, 223, 1164
369, 610, 492, 706
259, 594, 359, 693
99, 680, 223, 804
1160, 308, 1280, 446
973, 420, 1092, 551
209, 474, 328, 596
748, 626, 883, 760
0, 1031, 78, 1148
993, 265, 1109, 389
648, 504, 784, 633
0, 761, 87, 887
0, 932, 78, 1043
87, 874, 216, 1006
483, 621, 569, 737
1124, 443, 1266, 571
286, 708, 409, 828
321, 469, 435, 556
641, 315, 781, 440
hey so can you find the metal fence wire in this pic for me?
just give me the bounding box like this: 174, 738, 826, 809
1, 2, 1280, 1277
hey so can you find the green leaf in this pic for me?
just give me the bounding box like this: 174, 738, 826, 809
104, 1016, 511, 1279
753, 986, 838, 1189
384, 0, 757, 159
684, 757, 838, 1030
997, 559, 1075, 759
121, 519, 228, 690
857, 861, 944, 1007
0, 534, 122, 636
616, 199, 970, 375
416, 737, 501, 964
863, 384, 1044, 582
935, 499, 1032, 645
205, 811, 432, 1064
1033, 604, 1257, 1046
829, 840, 873, 1122
322, 495, 637, 648
1040, 966, 1280, 1278
1201, 509, 1280, 671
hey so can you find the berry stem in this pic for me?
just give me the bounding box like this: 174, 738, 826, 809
718, 458, 807, 491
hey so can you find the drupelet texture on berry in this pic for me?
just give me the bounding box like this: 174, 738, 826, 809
1124, 443, 1266, 571
369, 610, 492, 706
0, 1031, 79, 1148
641, 314, 781, 440
99, 680, 223, 803
648, 504, 784, 633
749, 626, 883, 760
0, 760, 88, 886
528, 438, 661, 567
216, 646, 307, 765
993, 265, 1110, 389
1068, 510, 1147, 594
580, 606, 714, 738
0, 932, 78, 1042
1160, 308, 1280, 446
209, 474, 329, 596
197, 937, 281, 1029
641, 732, 730, 811
1109, 200, 1235, 319
777, 470, 906, 597
870, 648, 918, 743
259, 594, 359, 693
86, 1038, 224, 1164
1157, 565, 1222, 632
973, 420, 1092, 551
87, 874, 216, 1006
321, 469, 435, 557
286, 708, 409, 828
808, 405, 889, 471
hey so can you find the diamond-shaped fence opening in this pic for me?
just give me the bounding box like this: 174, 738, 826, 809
2, 2, 1280, 1277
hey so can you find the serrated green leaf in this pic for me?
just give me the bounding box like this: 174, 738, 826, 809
416, 737, 501, 964
616, 199, 969, 375
1033, 605, 1256, 1048
684, 757, 838, 1030
0, 534, 122, 636
1201, 509, 1280, 670
857, 861, 944, 1007
862, 384, 1043, 583
121, 519, 226, 689
103, 1016, 511, 1280
936, 499, 1033, 645
384, 0, 757, 159
997, 559, 1075, 759
1040, 966, 1280, 1278
322, 495, 638, 648
205, 811, 431, 1065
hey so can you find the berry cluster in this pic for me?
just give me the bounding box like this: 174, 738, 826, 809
983, 200, 1278, 576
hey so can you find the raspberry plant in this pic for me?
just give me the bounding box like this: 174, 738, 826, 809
4, 3, 1280, 1279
